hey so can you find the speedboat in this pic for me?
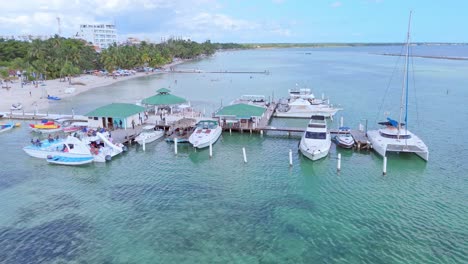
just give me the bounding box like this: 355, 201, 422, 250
299, 115, 331, 161
10, 103, 23, 110
46, 155, 94, 166
84, 132, 125, 162
135, 125, 164, 145
367, 13, 429, 161
23, 136, 91, 159
333, 126, 354, 149
188, 120, 222, 148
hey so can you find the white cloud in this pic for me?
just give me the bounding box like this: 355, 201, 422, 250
0, 0, 293, 42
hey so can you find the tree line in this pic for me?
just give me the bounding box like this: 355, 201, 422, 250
0, 36, 247, 80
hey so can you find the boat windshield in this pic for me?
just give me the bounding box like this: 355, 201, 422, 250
305, 132, 327, 140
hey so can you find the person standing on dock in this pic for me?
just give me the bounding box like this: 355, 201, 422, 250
131, 119, 135, 129
119, 119, 123, 129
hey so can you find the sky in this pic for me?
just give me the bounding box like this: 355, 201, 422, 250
0, 0, 465, 43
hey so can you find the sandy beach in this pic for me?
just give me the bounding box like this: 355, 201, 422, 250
0, 60, 186, 113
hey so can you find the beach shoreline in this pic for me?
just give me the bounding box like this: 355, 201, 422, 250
0, 59, 187, 113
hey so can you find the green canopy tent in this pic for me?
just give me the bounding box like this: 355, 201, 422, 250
141, 88, 188, 114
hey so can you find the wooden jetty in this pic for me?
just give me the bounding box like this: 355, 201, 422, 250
349, 130, 371, 150
170, 69, 270, 75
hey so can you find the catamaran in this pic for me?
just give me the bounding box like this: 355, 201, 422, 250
188, 120, 222, 149
299, 115, 331, 161
367, 12, 429, 161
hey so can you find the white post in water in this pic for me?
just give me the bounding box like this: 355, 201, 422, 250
340, 116, 344, 128
142, 137, 146, 151
242, 147, 247, 163
260, 130, 263, 137
229, 128, 232, 135
209, 140, 213, 158
289, 149, 293, 167
337, 153, 342, 172
174, 138, 178, 155
383, 156, 387, 175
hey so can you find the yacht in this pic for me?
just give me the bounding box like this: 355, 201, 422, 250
231, 95, 268, 107
135, 125, 164, 145
275, 87, 341, 118
367, 12, 429, 161
188, 120, 222, 149
299, 115, 331, 161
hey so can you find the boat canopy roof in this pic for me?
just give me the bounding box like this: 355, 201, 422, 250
378, 117, 404, 128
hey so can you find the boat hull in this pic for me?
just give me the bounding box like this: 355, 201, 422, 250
189, 127, 222, 149
333, 135, 355, 149
367, 130, 429, 161
275, 108, 339, 118
47, 156, 94, 166
135, 131, 164, 145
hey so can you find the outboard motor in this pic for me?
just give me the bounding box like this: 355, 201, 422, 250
105, 155, 112, 161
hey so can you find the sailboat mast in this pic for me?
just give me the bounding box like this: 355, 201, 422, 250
398, 11, 412, 138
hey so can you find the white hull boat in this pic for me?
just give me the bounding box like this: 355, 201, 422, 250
189, 120, 222, 148
367, 12, 429, 162
23, 136, 92, 159
135, 125, 164, 145
333, 127, 355, 149
10, 103, 22, 111
368, 126, 429, 161
0, 123, 16, 133
47, 155, 94, 166
88, 132, 125, 162
275, 98, 341, 118
299, 115, 331, 161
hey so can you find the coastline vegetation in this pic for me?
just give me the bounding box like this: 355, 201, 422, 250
0, 36, 246, 80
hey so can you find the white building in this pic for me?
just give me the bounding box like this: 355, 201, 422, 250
77, 24, 117, 49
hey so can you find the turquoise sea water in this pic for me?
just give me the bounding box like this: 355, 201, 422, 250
1, 47, 467, 263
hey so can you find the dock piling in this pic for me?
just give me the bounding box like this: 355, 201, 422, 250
242, 147, 247, 163
337, 153, 341, 172
383, 156, 387, 175
229, 128, 232, 135
260, 130, 263, 136
340, 116, 344, 128
289, 149, 293, 166
209, 140, 213, 158
142, 137, 146, 151
174, 138, 178, 155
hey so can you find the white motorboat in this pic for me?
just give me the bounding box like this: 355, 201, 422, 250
275, 87, 341, 118
188, 120, 222, 148
86, 132, 125, 162
367, 12, 429, 161
23, 136, 91, 159
10, 103, 23, 111
275, 98, 341, 118
299, 115, 331, 161
46, 155, 94, 166
333, 127, 355, 149
231, 95, 268, 107
135, 125, 164, 145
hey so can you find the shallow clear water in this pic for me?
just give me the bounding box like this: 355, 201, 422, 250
1, 47, 467, 263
